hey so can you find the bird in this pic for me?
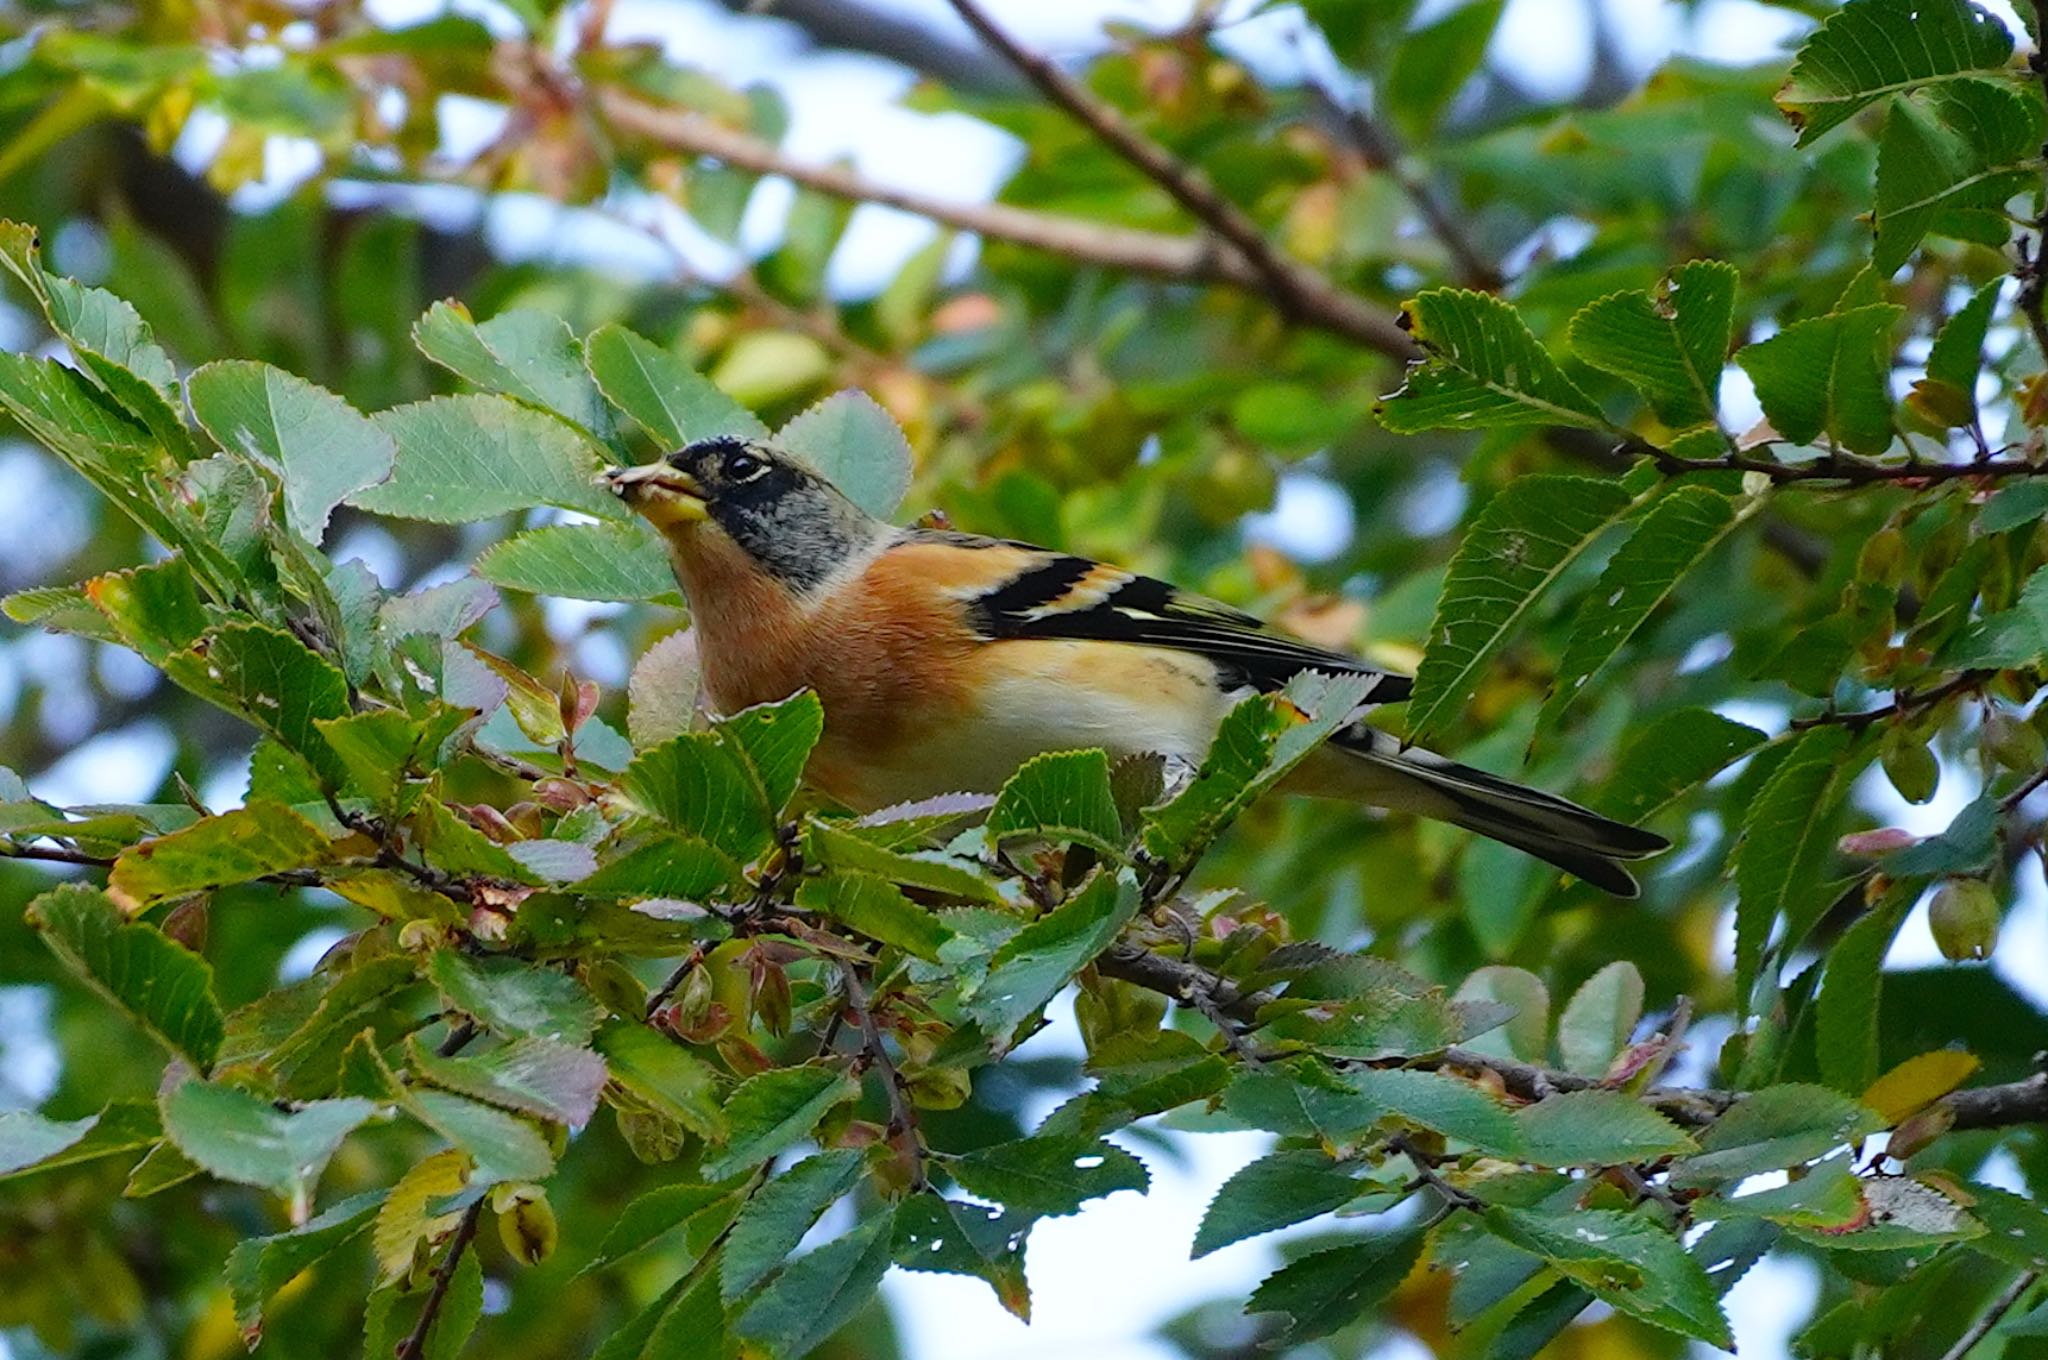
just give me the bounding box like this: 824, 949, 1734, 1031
605, 435, 1669, 895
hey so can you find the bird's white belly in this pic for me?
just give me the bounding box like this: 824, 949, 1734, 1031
823, 641, 1236, 810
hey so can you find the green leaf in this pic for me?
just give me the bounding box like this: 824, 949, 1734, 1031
226, 1189, 383, 1341
584, 323, 768, 447
475, 520, 683, 605
1452, 966, 1549, 1064
892, 1194, 1032, 1320
1191, 1149, 1359, 1258
733, 1211, 894, 1358
314, 710, 427, 809
1668, 1083, 1884, 1187
574, 834, 742, 901
629, 629, 701, 750
716, 692, 824, 815
721, 1149, 864, 1302
108, 800, 332, 907
987, 749, 1124, 855
353, 394, 621, 523
160, 1080, 372, 1204
700, 1063, 860, 1180
1384, 1, 1503, 137
1735, 304, 1902, 455
81, 557, 210, 665
796, 874, 953, 962
29, 884, 225, 1070
1262, 986, 1506, 1061
1733, 726, 1854, 1004
410, 798, 545, 885
1407, 476, 1635, 743
1568, 260, 1739, 428
1776, 0, 2016, 145
966, 870, 1141, 1043
1599, 708, 1768, 820
414, 302, 615, 441
620, 730, 776, 862
408, 1089, 556, 1183
1874, 80, 2043, 272
0, 1102, 159, 1182
947, 1134, 1148, 1219
804, 819, 1004, 903
0, 1109, 101, 1176
1143, 670, 1377, 861
772, 389, 913, 519
1542, 489, 1746, 733
1817, 896, 1908, 1092
185, 361, 395, 542
429, 951, 602, 1044
593, 1021, 727, 1142
584, 1182, 741, 1275
1347, 1067, 1520, 1154
1515, 1091, 1696, 1167
407, 1035, 608, 1126
1245, 1228, 1428, 1343
1556, 961, 1644, 1077
1377, 289, 1606, 432
1950, 564, 2048, 667
1915, 278, 2005, 430
162, 622, 352, 785
1486, 1206, 1730, 1346
1695, 1154, 1868, 1230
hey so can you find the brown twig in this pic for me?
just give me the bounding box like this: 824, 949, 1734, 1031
1389, 1133, 1484, 1211
835, 958, 925, 1187
1937, 1269, 2041, 1360
1788, 671, 1984, 732
393, 1199, 484, 1360
1657, 447, 2048, 487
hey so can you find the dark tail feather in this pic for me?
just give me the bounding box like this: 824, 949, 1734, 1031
1316, 728, 1670, 897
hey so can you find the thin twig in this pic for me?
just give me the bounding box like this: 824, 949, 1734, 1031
1788, 672, 1984, 732
1389, 1133, 1484, 1211
1937, 1269, 2041, 1360
836, 958, 925, 1187
393, 1199, 484, 1360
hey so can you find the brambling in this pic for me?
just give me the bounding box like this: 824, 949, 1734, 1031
606, 437, 1668, 895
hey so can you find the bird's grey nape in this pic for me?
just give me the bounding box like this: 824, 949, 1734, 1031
714, 477, 889, 593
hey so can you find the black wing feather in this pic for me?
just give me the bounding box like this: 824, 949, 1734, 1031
948, 538, 1411, 701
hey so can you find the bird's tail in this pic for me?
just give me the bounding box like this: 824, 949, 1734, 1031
1289, 726, 1670, 897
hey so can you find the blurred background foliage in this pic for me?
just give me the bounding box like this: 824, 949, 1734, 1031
4, 0, 2048, 1356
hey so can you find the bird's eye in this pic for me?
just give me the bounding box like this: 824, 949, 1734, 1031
723, 450, 767, 482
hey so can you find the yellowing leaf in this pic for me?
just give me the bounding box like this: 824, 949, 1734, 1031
1861, 1050, 1979, 1125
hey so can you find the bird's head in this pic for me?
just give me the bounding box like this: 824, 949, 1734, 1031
605, 435, 885, 593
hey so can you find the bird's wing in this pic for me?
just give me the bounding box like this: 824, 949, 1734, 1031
906, 530, 1411, 701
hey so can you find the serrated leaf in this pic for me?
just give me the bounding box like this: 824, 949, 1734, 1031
892, 1194, 1032, 1320
716, 692, 823, 815
227, 1188, 384, 1341
772, 388, 913, 518
1817, 896, 1907, 1092
1143, 670, 1377, 860
411, 798, 545, 885
1452, 966, 1549, 1063
1776, 0, 2016, 145
0, 1102, 159, 1182
796, 873, 953, 962
573, 834, 743, 901
353, 394, 620, 523
721, 1149, 863, 1302
1408, 476, 1635, 743
1598, 708, 1768, 820
1378, 289, 1606, 432
109, 800, 333, 907
1669, 1083, 1885, 1187
1733, 726, 1854, 1004
804, 819, 1003, 903
966, 870, 1140, 1043
414, 302, 615, 441
700, 1063, 859, 1179
1568, 260, 1738, 427
374, 1148, 471, 1281
733, 1211, 894, 1357
1347, 1067, 1520, 1154
1735, 305, 1903, 455
1384, 1, 1502, 137
1486, 1206, 1730, 1346
628, 629, 701, 750
947, 1134, 1148, 1219
593, 1021, 727, 1142
584, 323, 767, 448
1542, 489, 1746, 733
1191, 1148, 1359, 1257
584, 1182, 741, 1275
1557, 961, 1644, 1077
0, 1109, 100, 1177
162, 622, 351, 786
1245, 1228, 1427, 1343
82, 556, 209, 665
408, 1035, 608, 1126
1918, 278, 2004, 430
1861, 1050, 1979, 1124
409, 1089, 555, 1184
1515, 1090, 1696, 1167
987, 749, 1124, 855
29, 884, 225, 1070
1221, 1067, 1381, 1142
186, 361, 395, 542
475, 520, 682, 604
161, 1080, 372, 1203
429, 952, 602, 1044
1949, 563, 2048, 667
1874, 79, 2043, 272
620, 729, 776, 862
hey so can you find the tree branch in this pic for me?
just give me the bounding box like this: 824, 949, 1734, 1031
393, 1198, 483, 1360
835, 958, 925, 1187
1098, 941, 2048, 1132
1938, 1268, 2040, 1360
